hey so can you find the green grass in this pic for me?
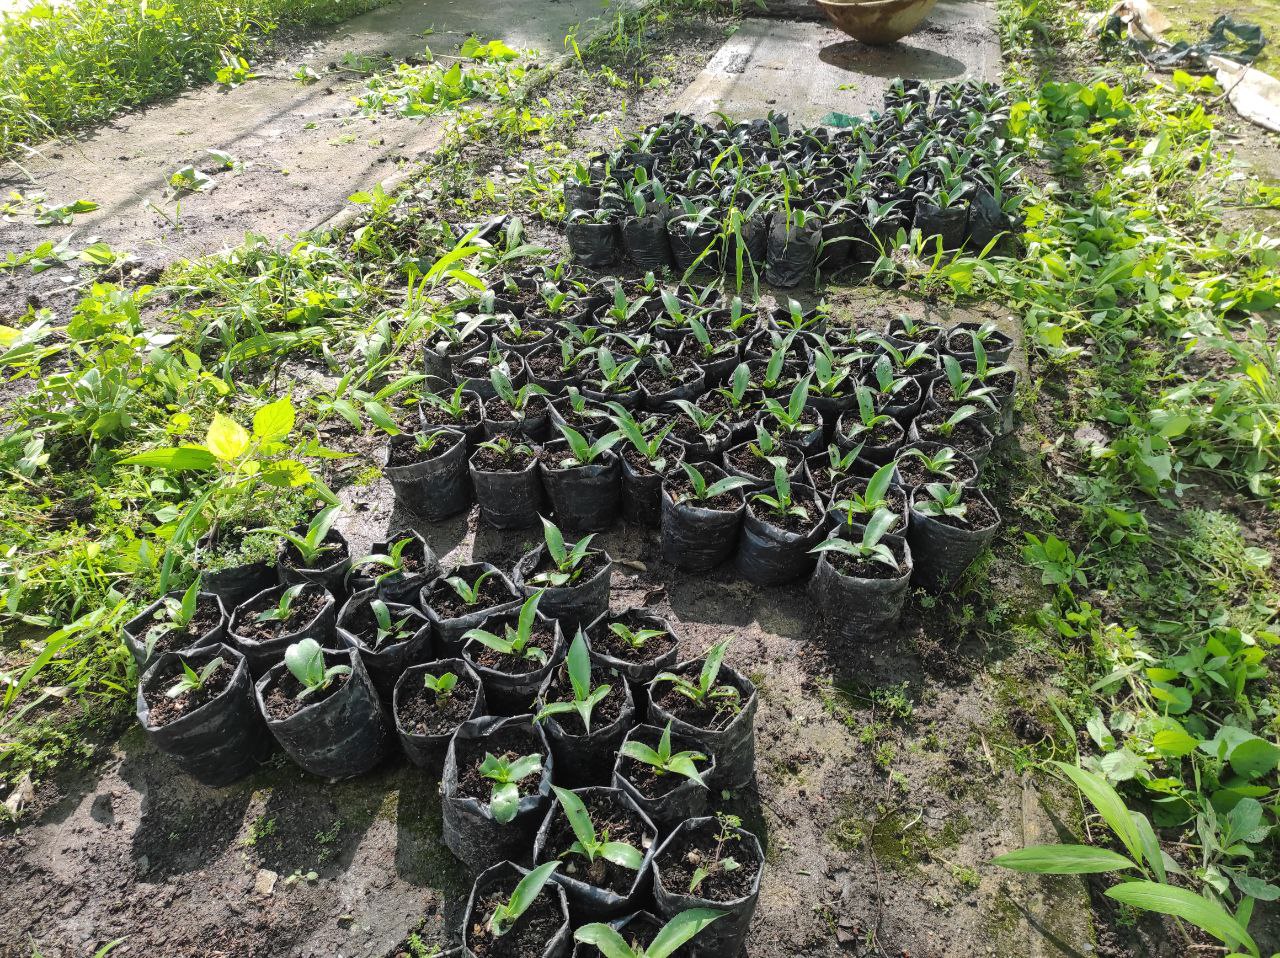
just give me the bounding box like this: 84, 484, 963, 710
0, 0, 383, 158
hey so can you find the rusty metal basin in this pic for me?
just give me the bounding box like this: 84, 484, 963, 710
815, 0, 940, 45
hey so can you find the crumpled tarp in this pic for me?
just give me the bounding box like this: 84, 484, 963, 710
1089, 0, 1280, 133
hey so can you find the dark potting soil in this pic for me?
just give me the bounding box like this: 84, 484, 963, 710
919, 494, 998, 531
466, 887, 563, 958
539, 663, 624, 733
143, 658, 235, 726
889, 321, 941, 344
725, 443, 804, 481
913, 411, 988, 458
843, 418, 900, 449
656, 820, 760, 902
387, 435, 458, 468
667, 414, 724, 448
665, 476, 740, 512
234, 587, 330, 642
748, 495, 820, 535
896, 447, 978, 487
542, 793, 651, 895
592, 610, 677, 663
832, 483, 907, 522
947, 329, 1010, 354
421, 397, 482, 430
825, 538, 909, 580
262, 668, 349, 720
397, 674, 480, 736
427, 575, 516, 619
471, 624, 559, 676
653, 680, 743, 734
485, 396, 546, 424
525, 349, 567, 379
454, 726, 546, 802
472, 443, 539, 472
527, 548, 609, 589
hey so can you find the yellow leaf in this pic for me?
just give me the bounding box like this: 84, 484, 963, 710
206, 413, 250, 461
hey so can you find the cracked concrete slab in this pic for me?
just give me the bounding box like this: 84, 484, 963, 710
676, 0, 1001, 125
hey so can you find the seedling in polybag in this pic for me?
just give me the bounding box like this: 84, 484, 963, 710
554, 421, 621, 467
350, 535, 417, 584
620, 721, 708, 786
811, 508, 901, 572
916, 482, 969, 521
530, 517, 597, 587
478, 750, 544, 825
652, 638, 741, 714
263, 506, 342, 567
165, 656, 225, 700
489, 368, 548, 417
445, 568, 496, 605
588, 348, 641, 396
421, 382, 474, 421
550, 786, 644, 871
672, 463, 753, 506
536, 630, 611, 733
689, 813, 744, 894
484, 861, 559, 935
255, 584, 309, 624
669, 400, 724, 447
422, 671, 458, 700
929, 404, 979, 439
831, 461, 897, 526
897, 445, 962, 482
284, 638, 351, 701
609, 405, 676, 472
751, 465, 811, 523
607, 620, 666, 651
463, 591, 548, 665
573, 908, 726, 958
368, 599, 414, 649
144, 577, 203, 658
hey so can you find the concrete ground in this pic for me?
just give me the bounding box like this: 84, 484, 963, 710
679, 0, 1001, 125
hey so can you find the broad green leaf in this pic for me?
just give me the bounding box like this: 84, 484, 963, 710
1152, 726, 1199, 758
647, 908, 727, 958
1052, 761, 1143, 865
120, 446, 217, 471
253, 396, 295, 442
992, 844, 1136, 874
1104, 881, 1256, 953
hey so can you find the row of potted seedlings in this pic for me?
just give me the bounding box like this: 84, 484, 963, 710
133, 530, 763, 956
562, 78, 1021, 284
393, 277, 1008, 641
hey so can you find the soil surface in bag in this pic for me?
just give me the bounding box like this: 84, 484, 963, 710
137, 595, 224, 650
426, 574, 520, 620
141, 657, 235, 727
654, 821, 761, 902
539, 791, 651, 896
467, 886, 565, 958
397, 671, 482, 737
587, 609, 678, 667
452, 724, 546, 804
260, 668, 350, 720
468, 621, 559, 677
232, 586, 331, 643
